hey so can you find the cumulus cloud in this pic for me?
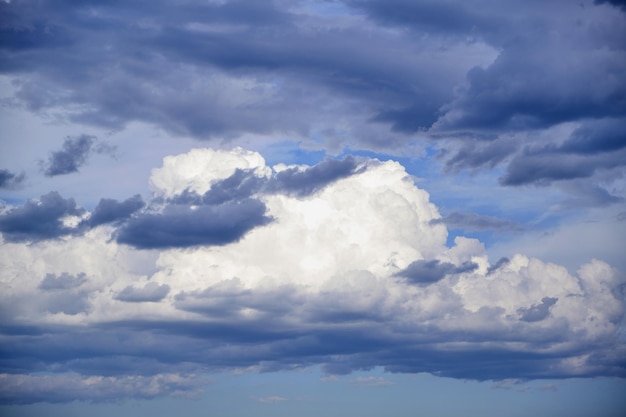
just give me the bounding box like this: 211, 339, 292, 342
40, 135, 115, 177
0, 148, 624, 404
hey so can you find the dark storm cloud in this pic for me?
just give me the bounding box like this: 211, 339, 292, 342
39, 272, 87, 291
115, 199, 271, 249
431, 211, 522, 232
40, 135, 116, 177
0, 191, 84, 242
518, 297, 558, 322
115, 282, 170, 303
396, 259, 478, 284
82, 195, 145, 228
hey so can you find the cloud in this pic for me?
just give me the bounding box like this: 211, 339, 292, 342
0, 149, 624, 404
431, 211, 523, 232
396, 259, 478, 284
115, 198, 272, 249
0, 373, 208, 404
82, 195, 145, 228
115, 282, 170, 303
0, 169, 25, 190
255, 396, 287, 404
2, 0, 623, 211
500, 119, 626, 187
349, 376, 395, 387
39, 272, 87, 291
0, 191, 84, 242
518, 297, 558, 322
40, 135, 111, 177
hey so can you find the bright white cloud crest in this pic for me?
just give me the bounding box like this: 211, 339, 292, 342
0, 148, 624, 403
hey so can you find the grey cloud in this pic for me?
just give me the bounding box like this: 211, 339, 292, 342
41, 135, 96, 177
0, 191, 84, 242
595, 0, 626, 11
115, 198, 272, 249
268, 156, 363, 197
0, 169, 25, 189
487, 257, 510, 275
173, 156, 364, 206
200, 169, 265, 205
39, 272, 87, 291
442, 138, 519, 172
431, 211, 522, 232
115, 282, 170, 303
518, 297, 558, 322
396, 259, 478, 284
83, 195, 145, 228
0, 263, 624, 405
500, 119, 626, 188
45, 291, 91, 315
500, 150, 626, 187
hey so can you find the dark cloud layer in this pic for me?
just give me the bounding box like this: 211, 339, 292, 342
2, 0, 624, 203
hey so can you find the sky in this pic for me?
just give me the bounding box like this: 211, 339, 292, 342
0, 0, 625, 416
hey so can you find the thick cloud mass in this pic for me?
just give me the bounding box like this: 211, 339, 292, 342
0, 148, 624, 404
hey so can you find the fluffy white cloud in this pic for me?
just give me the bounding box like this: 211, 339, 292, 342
0, 147, 623, 403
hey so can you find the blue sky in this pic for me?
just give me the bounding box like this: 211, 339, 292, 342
0, 0, 625, 416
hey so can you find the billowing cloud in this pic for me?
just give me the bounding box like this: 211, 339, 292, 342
0, 148, 623, 404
